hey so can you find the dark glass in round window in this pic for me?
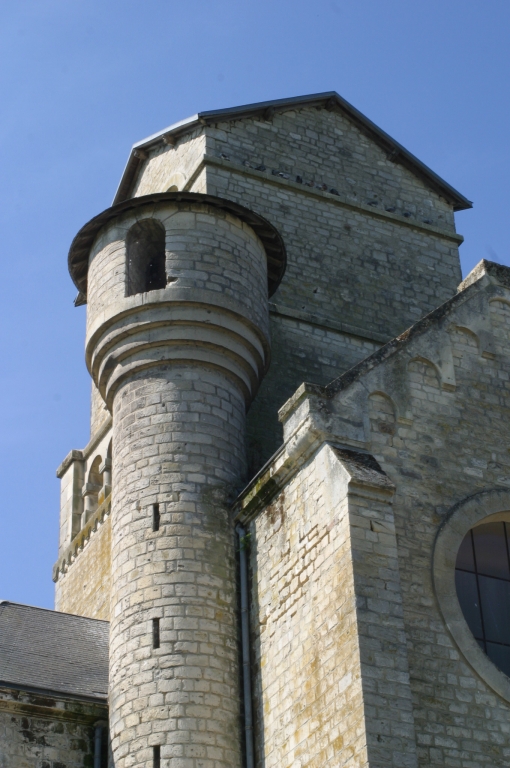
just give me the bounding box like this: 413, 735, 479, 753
455, 521, 510, 677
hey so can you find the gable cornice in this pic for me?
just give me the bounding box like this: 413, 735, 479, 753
113, 91, 472, 211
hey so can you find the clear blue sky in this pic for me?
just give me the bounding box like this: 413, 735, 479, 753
1, 0, 509, 609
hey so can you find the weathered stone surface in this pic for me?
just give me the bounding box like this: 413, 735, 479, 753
53, 97, 507, 768
0, 686, 107, 768
235, 262, 510, 767
82, 196, 272, 768
240, 443, 417, 768
55, 507, 111, 621
127, 104, 463, 465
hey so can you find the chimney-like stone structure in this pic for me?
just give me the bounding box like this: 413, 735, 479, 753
71, 192, 285, 768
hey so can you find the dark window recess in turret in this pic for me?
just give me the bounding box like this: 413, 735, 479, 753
126, 219, 166, 296
153, 745, 161, 768
152, 503, 160, 532
152, 618, 160, 649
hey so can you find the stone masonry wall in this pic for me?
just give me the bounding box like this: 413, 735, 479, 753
205, 108, 456, 231
247, 312, 381, 469
248, 445, 368, 768
247, 442, 418, 768
86, 202, 269, 341
84, 196, 271, 768
275, 268, 510, 766
207, 162, 461, 464
55, 427, 112, 619
128, 105, 464, 465
57, 455, 84, 555
55, 515, 111, 621
109, 367, 245, 768
0, 686, 107, 768
367, 299, 510, 767
133, 129, 205, 197
205, 156, 461, 342
91, 381, 110, 436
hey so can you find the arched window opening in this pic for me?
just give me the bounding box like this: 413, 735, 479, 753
98, 441, 112, 505
81, 455, 103, 528
126, 219, 166, 296
456, 521, 510, 677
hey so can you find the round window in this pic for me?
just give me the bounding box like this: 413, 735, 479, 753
455, 521, 510, 677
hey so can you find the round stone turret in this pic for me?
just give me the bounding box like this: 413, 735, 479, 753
69, 193, 285, 768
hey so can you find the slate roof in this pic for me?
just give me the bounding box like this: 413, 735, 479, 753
0, 601, 109, 701
113, 91, 472, 211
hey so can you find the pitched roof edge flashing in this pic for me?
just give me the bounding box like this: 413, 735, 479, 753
0, 600, 109, 627
112, 91, 472, 211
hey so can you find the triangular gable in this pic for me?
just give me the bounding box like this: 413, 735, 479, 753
114, 92, 472, 210
236, 259, 510, 518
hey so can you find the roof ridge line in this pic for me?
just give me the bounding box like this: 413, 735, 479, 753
112, 91, 472, 210
0, 600, 109, 624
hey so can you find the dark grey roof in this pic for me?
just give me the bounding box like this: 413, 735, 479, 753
113, 91, 472, 212
0, 601, 109, 701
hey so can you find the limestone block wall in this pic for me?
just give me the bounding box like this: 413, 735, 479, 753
56, 428, 111, 556
55, 426, 112, 618
81, 194, 275, 768
247, 311, 381, 468
205, 161, 461, 342
245, 443, 417, 768
372, 301, 510, 766
205, 107, 456, 231
56, 450, 84, 553
86, 202, 270, 354
91, 379, 110, 435
209, 165, 462, 463
247, 446, 366, 768
133, 129, 205, 196
0, 686, 107, 768
109, 367, 245, 768
276, 263, 510, 766
119, 106, 465, 466
54, 513, 111, 620
202, 110, 462, 464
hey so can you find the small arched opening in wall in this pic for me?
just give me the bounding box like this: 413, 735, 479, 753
165, 171, 185, 192
433, 489, 510, 703
408, 356, 441, 390
367, 391, 396, 446
98, 439, 113, 505
82, 455, 103, 527
126, 218, 166, 297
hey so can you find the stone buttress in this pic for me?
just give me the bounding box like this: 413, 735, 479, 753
74, 192, 285, 768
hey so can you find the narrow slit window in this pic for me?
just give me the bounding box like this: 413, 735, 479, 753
152, 618, 160, 649
153, 745, 161, 768
152, 503, 160, 532
126, 219, 166, 296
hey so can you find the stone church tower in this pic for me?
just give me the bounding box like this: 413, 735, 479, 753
4, 92, 510, 768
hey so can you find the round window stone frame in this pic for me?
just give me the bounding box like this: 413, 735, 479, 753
433, 488, 510, 703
